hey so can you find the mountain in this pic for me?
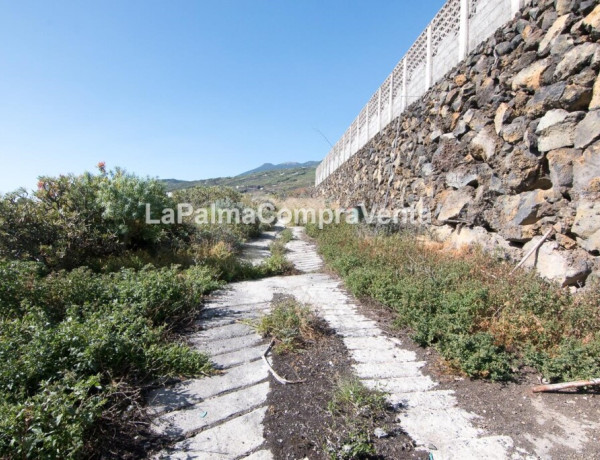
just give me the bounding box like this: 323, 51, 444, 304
162, 161, 320, 195
238, 161, 320, 177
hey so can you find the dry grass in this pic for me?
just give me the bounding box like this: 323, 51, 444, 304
273, 196, 337, 226
253, 296, 324, 353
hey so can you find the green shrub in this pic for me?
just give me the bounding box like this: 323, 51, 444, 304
310, 223, 600, 382
443, 333, 514, 381
0, 374, 106, 459
231, 237, 295, 279
0, 260, 222, 325
263, 239, 294, 276
144, 343, 211, 378
0, 167, 286, 457
0, 261, 220, 457
0, 166, 181, 270
0, 260, 46, 318
96, 167, 174, 246
171, 185, 245, 208
525, 336, 600, 383
172, 186, 263, 243
258, 252, 293, 277
330, 253, 363, 277
0, 189, 61, 264
112, 265, 221, 329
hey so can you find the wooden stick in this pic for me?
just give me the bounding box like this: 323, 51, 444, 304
262, 339, 305, 385
511, 228, 554, 274
533, 378, 600, 393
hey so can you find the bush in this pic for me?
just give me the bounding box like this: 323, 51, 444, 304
310, 223, 600, 382
0, 167, 280, 457
260, 238, 295, 277
0, 261, 219, 457
443, 333, 514, 381
0, 374, 106, 459
0, 260, 46, 318
96, 167, 174, 246
0, 166, 179, 270
278, 228, 293, 244
172, 186, 263, 244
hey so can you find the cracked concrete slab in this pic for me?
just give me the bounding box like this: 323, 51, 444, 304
354, 361, 426, 379
192, 322, 256, 342
350, 347, 418, 363
211, 344, 265, 370
156, 407, 269, 459
190, 333, 264, 357
363, 376, 439, 394
152, 381, 270, 438
147, 359, 269, 415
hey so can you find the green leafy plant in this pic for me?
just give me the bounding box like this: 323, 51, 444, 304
0, 166, 180, 270
0, 262, 218, 457
309, 223, 600, 382
0, 374, 107, 459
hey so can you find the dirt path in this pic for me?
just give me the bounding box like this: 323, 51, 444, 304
147, 227, 598, 459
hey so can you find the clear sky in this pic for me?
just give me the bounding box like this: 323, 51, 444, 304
0, 0, 445, 193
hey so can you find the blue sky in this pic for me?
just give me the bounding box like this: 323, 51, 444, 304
0, 0, 445, 192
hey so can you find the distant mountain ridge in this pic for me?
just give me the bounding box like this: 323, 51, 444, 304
238, 161, 320, 176
161, 161, 319, 194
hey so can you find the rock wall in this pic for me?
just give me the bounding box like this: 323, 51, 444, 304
317, 0, 600, 287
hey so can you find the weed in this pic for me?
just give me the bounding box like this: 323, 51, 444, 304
327, 430, 376, 460
326, 377, 387, 459
250, 236, 295, 277
279, 228, 294, 244
269, 239, 287, 258
253, 297, 320, 353
327, 377, 387, 420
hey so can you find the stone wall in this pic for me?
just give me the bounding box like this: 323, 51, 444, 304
317, 0, 600, 288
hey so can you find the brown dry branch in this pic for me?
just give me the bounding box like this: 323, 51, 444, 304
533, 378, 600, 393
262, 339, 305, 385
511, 228, 554, 275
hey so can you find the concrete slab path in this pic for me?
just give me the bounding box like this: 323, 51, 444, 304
148, 226, 532, 459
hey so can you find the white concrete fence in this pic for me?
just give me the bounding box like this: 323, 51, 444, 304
315, 0, 531, 186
